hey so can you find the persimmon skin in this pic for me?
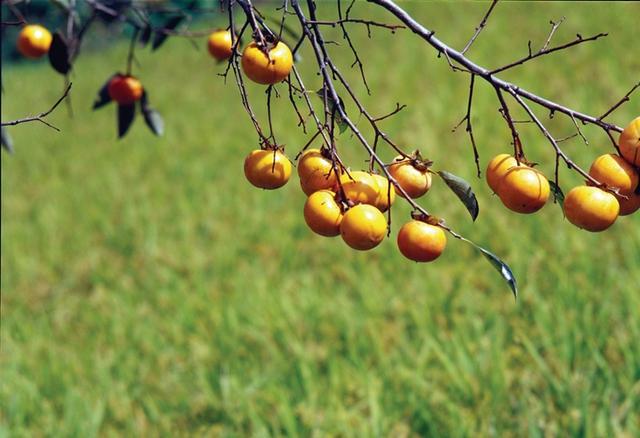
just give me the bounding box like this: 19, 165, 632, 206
340, 204, 387, 251
618, 116, 640, 167
297, 149, 339, 196
397, 221, 447, 262
486, 154, 519, 193
107, 75, 143, 105
498, 166, 550, 214
371, 174, 396, 212
244, 149, 292, 189
303, 190, 343, 237
618, 192, 640, 216
388, 156, 432, 199
241, 41, 293, 85
563, 186, 619, 232
207, 30, 233, 61
17, 24, 52, 58
588, 154, 639, 195
339, 171, 380, 206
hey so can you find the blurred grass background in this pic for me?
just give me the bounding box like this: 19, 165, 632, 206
1, 1, 639, 436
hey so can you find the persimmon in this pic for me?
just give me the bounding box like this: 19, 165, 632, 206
241, 41, 293, 85
303, 190, 343, 237
297, 149, 339, 196
388, 156, 432, 199
108, 75, 143, 105
339, 171, 379, 205
207, 29, 233, 61
397, 220, 447, 262
340, 204, 387, 250
619, 116, 640, 167
486, 153, 518, 193
618, 192, 640, 216
17, 24, 52, 59
589, 154, 638, 194
498, 166, 550, 214
372, 173, 396, 212
244, 149, 291, 189
563, 186, 619, 232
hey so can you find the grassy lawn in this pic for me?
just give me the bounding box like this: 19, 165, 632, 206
1, 2, 639, 436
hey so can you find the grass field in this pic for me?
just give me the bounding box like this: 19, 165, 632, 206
2, 2, 639, 436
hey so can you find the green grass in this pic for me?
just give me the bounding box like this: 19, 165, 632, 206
2, 2, 639, 436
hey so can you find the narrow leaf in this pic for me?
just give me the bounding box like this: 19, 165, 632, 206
549, 181, 565, 208
152, 16, 184, 51
48, 32, 72, 74
93, 74, 116, 110
437, 170, 479, 221
143, 109, 164, 136
139, 24, 152, 47
461, 238, 518, 298
1, 127, 14, 154
117, 104, 136, 138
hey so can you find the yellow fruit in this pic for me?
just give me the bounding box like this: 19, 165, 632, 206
244, 149, 291, 189
207, 30, 233, 61
303, 190, 343, 237
397, 220, 446, 262
339, 171, 379, 205
241, 41, 293, 85
17, 24, 52, 58
388, 156, 432, 199
563, 186, 619, 232
372, 173, 396, 212
297, 149, 339, 196
486, 153, 519, 193
619, 116, 640, 167
498, 166, 549, 214
340, 204, 387, 250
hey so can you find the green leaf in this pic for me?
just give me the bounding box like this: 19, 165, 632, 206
117, 104, 136, 138
471, 241, 517, 298
48, 32, 72, 75
1, 127, 14, 154
143, 109, 164, 136
549, 181, 565, 208
437, 170, 479, 221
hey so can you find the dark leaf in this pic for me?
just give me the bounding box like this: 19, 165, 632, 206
139, 24, 152, 47
117, 103, 136, 138
49, 32, 72, 75
549, 181, 565, 208
93, 74, 116, 110
437, 170, 479, 221
1, 127, 14, 154
151, 16, 184, 51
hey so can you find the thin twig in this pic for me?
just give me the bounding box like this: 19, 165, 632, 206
1, 83, 73, 131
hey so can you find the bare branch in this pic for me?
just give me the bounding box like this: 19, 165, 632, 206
1, 83, 73, 131
460, 0, 499, 55
598, 81, 640, 121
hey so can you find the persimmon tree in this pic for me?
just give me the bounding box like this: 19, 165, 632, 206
2, 0, 639, 297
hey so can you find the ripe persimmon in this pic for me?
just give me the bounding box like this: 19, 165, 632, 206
108, 75, 143, 105
244, 149, 292, 189
297, 149, 339, 196
619, 116, 640, 167
17, 24, 52, 59
339, 171, 379, 205
486, 153, 518, 193
618, 192, 640, 216
340, 204, 387, 250
498, 166, 549, 214
207, 29, 233, 61
589, 154, 638, 194
241, 41, 293, 85
303, 190, 343, 237
372, 173, 396, 212
563, 186, 619, 232
388, 156, 432, 199
397, 220, 447, 262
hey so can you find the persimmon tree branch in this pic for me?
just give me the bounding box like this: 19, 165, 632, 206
1, 83, 72, 131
